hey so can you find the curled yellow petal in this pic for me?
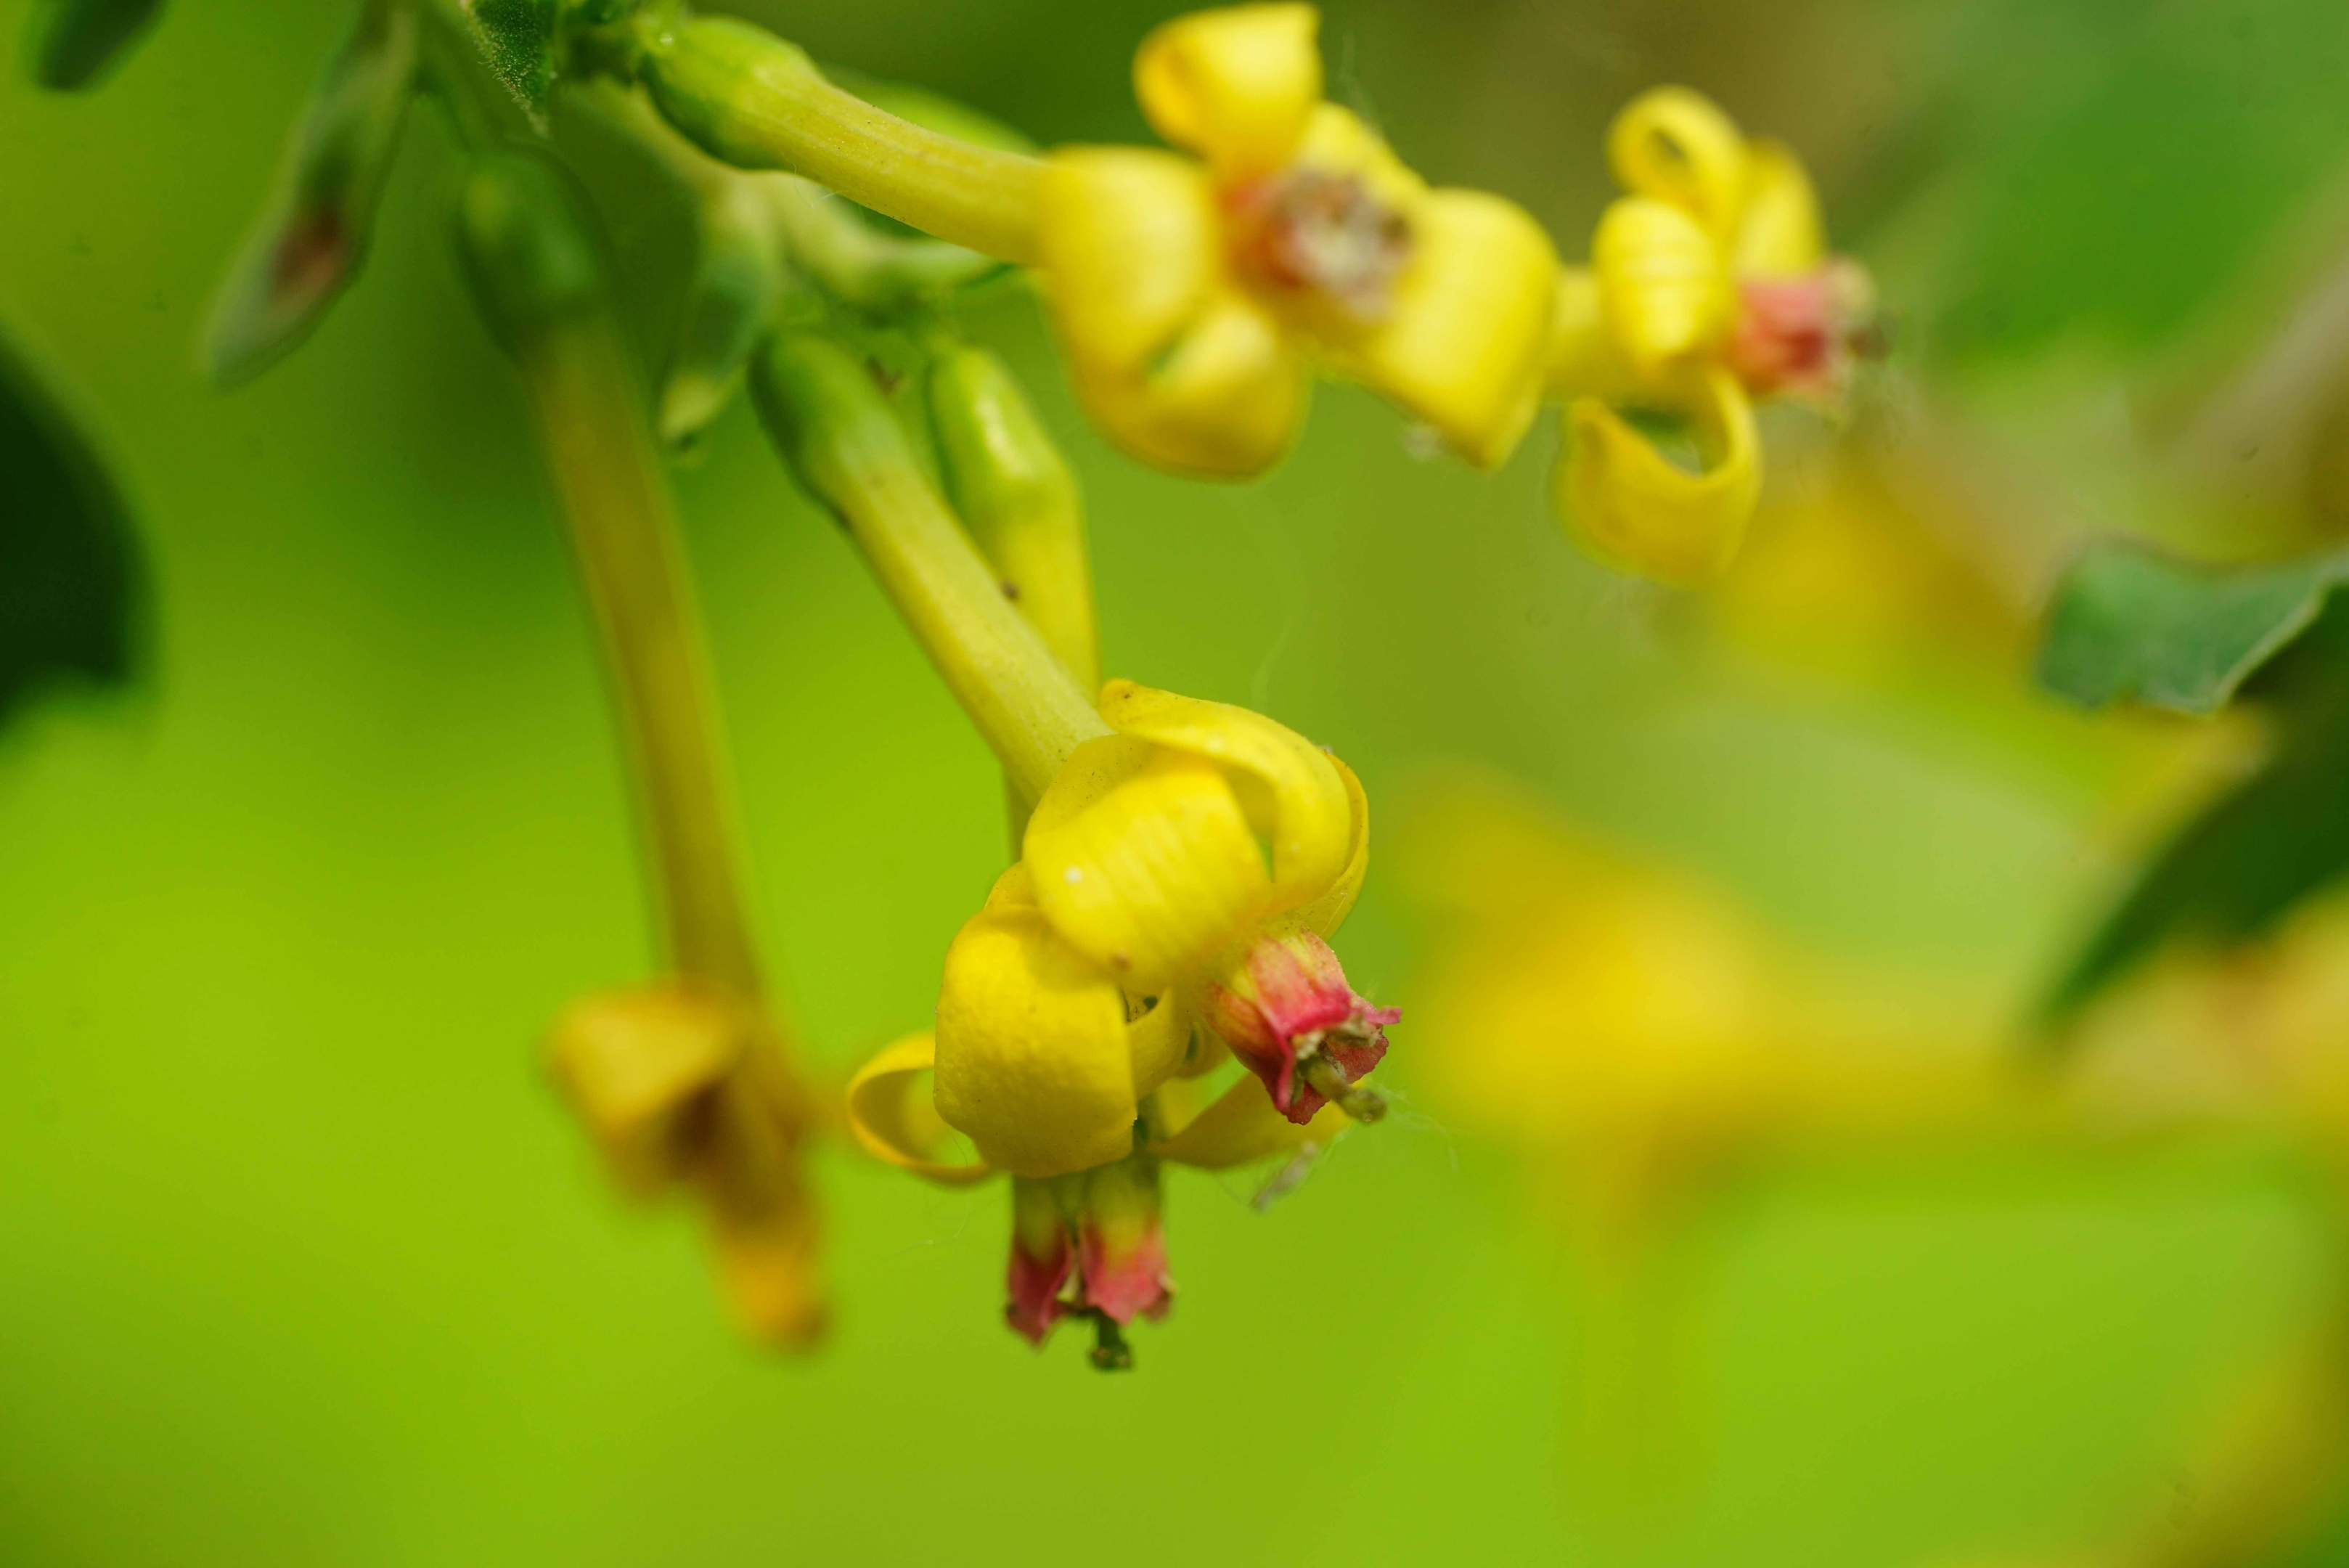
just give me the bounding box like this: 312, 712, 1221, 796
1150, 1073, 1347, 1168
1606, 85, 1751, 238
1320, 186, 1560, 468
1547, 264, 1638, 400
1135, 4, 1322, 176
1098, 679, 1352, 919
1555, 366, 1761, 588
934, 891, 1141, 1177
1593, 195, 1731, 373
1292, 751, 1370, 937
1040, 147, 1308, 476
1731, 139, 1824, 278
1024, 734, 1271, 990
844, 1032, 994, 1185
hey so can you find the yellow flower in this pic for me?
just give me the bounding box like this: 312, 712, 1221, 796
1548, 87, 1880, 587
843, 677, 1391, 1360
1398, 774, 1995, 1240
1038, 4, 1560, 477
546, 987, 825, 1347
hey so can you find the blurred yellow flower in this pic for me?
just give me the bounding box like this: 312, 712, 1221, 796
1398, 773, 1996, 1246
547, 987, 825, 1347
1039, 4, 1559, 476
1550, 86, 1879, 587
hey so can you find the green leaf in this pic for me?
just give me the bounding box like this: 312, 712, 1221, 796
2035, 540, 2349, 714
201, 3, 419, 387
2040, 677, 2349, 1026
25, 0, 163, 91
461, 0, 559, 123
0, 327, 141, 725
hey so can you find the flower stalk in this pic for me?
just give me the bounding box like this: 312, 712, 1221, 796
750, 330, 1108, 801
457, 151, 822, 1345
634, 13, 1044, 266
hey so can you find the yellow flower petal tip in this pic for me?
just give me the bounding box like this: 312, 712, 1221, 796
845, 1033, 995, 1185
1325, 187, 1561, 467
1606, 85, 1751, 239
1554, 368, 1760, 589
1135, 4, 1323, 176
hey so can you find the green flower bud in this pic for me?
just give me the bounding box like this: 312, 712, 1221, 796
25, 0, 163, 91
200, 1, 417, 387
927, 346, 1097, 690
453, 152, 610, 359
637, 15, 824, 174
660, 180, 788, 449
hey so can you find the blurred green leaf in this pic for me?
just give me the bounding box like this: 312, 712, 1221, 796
461, 0, 558, 123
0, 327, 140, 725
1939, 0, 2349, 362
202, 2, 419, 387
24, 0, 163, 90
2037, 540, 2349, 714
2041, 686, 2349, 1026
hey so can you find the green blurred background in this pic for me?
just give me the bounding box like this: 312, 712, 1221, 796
6, 0, 2349, 1562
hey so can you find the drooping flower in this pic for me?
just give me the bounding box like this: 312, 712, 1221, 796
547, 987, 825, 1347
1039, 4, 1560, 477
1548, 86, 1881, 587
842, 677, 1391, 1359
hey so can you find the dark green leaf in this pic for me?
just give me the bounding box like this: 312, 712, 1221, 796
202, 3, 419, 387
461, 0, 559, 123
0, 327, 141, 725
25, 0, 163, 91
2036, 540, 2349, 714
2040, 681, 2349, 1026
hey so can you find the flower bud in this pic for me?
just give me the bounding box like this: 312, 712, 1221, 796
637, 15, 827, 173
201, 1, 417, 385
26, 0, 162, 91
659, 179, 788, 448
927, 346, 1098, 690
452, 152, 610, 359
1002, 1151, 1171, 1365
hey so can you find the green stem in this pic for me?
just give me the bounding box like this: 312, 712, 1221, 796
634, 14, 1042, 266
751, 331, 1107, 801
523, 321, 768, 998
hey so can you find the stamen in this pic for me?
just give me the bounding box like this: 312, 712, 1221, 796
1087, 1310, 1135, 1372
1301, 1046, 1386, 1123
1226, 168, 1413, 320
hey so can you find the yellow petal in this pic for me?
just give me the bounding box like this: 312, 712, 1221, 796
1606, 85, 1751, 238
1039, 148, 1221, 370
1546, 264, 1635, 399
1731, 139, 1824, 278
1292, 750, 1370, 937
1099, 679, 1352, 919
1024, 734, 1271, 991
934, 897, 1141, 1177
1150, 1074, 1347, 1167
1041, 147, 1308, 476
545, 988, 744, 1197
1320, 187, 1560, 467
1554, 367, 1761, 588
1593, 196, 1731, 373
843, 1032, 994, 1185
1134, 4, 1322, 177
